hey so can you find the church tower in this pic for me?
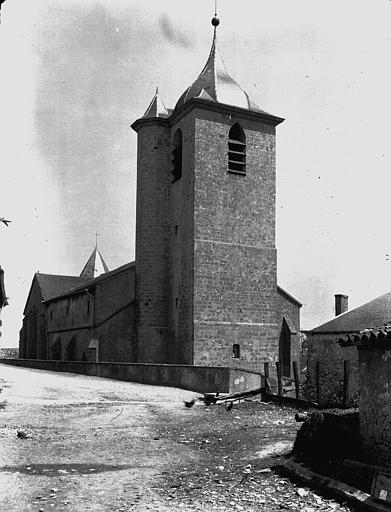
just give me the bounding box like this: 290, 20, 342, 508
132, 14, 284, 369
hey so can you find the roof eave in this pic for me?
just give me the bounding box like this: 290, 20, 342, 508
45, 261, 136, 304
170, 97, 285, 127
306, 329, 362, 336
277, 285, 302, 307
131, 116, 170, 133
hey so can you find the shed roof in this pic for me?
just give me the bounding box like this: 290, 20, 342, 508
309, 290, 391, 334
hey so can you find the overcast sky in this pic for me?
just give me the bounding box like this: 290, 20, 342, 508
1, 0, 391, 347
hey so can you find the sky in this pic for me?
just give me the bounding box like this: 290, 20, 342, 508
0, 0, 391, 347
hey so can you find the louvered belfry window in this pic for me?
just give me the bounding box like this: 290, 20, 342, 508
172, 129, 183, 182
228, 123, 246, 174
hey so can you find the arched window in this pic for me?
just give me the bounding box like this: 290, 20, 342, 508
228, 123, 246, 174
172, 129, 182, 182
233, 343, 241, 359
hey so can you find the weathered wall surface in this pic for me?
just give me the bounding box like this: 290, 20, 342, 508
276, 289, 301, 375
0, 358, 263, 394
192, 109, 279, 370
135, 122, 171, 363
47, 265, 136, 363
359, 346, 391, 468
95, 268, 136, 363
304, 333, 358, 406
167, 113, 195, 365
19, 279, 47, 360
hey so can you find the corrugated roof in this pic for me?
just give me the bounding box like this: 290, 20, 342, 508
309, 290, 391, 334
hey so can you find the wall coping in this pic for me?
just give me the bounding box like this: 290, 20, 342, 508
1, 359, 263, 375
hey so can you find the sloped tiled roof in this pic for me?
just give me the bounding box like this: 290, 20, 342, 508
23, 273, 89, 314
36, 274, 89, 302
309, 290, 391, 334
339, 328, 391, 348
46, 261, 135, 303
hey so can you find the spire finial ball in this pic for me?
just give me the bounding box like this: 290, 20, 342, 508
211, 16, 220, 27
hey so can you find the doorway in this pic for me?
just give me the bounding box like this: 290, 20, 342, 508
279, 318, 291, 377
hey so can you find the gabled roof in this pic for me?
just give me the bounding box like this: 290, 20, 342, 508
309, 290, 391, 334
24, 273, 89, 314
46, 261, 135, 303
80, 247, 109, 279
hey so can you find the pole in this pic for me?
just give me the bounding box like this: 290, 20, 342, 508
292, 361, 300, 399
276, 361, 283, 396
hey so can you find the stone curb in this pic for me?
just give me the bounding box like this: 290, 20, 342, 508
278, 459, 391, 512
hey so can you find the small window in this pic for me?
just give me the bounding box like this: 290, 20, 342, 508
233, 344, 240, 358
50, 310, 53, 320
87, 300, 90, 316
66, 305, 69, 316
172, 129, 182, 182
228, 123, 246, 175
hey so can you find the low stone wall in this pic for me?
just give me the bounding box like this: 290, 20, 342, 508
358, 345, 391, 468
304, 333, 358, 407
0, 359, 263, 394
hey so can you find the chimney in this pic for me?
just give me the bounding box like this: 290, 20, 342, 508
335, 294, 348, 316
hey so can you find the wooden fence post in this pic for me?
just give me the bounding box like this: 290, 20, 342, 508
343, 359, 350, 408
292, 361, 300, 399
263, 362, 271, 393
316, 360, 321, 404
276, 361, 283, 396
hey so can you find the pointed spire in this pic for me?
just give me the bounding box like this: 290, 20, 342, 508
175, 12, 267, 114
142, 87, 169, 118
80, 247, 109, 279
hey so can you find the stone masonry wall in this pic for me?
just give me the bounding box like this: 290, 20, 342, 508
47, 266, 136, 363
19, 279, 47, 360
358, 345, 391, 468
305, 333, 358, 407
192, 108, 279, 369
167, 113, 195, 364
276, 290, 301, 375
95, 266, 136, 362
135, 122, 171, 363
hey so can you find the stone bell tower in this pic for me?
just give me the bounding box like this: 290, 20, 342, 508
132, 14, 284, 369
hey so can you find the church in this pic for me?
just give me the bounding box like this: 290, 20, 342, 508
19, 14, 301, 377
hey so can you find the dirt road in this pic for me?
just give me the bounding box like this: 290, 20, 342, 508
0, 364, 353, 511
